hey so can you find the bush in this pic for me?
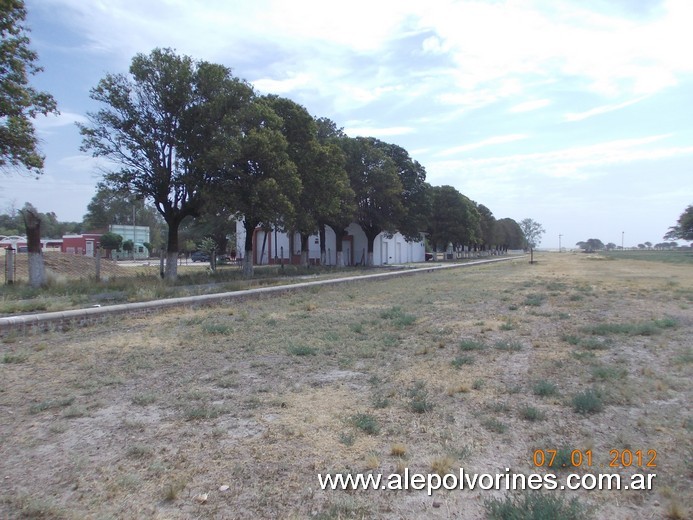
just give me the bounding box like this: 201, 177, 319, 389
485, 492, 591, 520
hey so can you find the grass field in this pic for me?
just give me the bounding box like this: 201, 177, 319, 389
1, 252, 691, 519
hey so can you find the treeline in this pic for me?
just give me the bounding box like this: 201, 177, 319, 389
75, 48, 527, 280
576, 239, 683, 252
5, 48, 525, 280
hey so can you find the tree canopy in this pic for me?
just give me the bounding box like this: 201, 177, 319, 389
79, 48, 255, 280
0, 0, 58, 175
664, 205, 693, 242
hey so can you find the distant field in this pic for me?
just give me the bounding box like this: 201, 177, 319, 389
600, 249, 693, 264
1, 252, 690, 519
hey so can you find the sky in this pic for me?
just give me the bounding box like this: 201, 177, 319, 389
2, 0, 692, 249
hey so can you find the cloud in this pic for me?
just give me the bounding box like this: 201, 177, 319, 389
510, 99, 551, 113
437, 134, 529, 157
343, 123, 415, 138
429, 134, 692, 183
564, 96, 649, 122
34, 111, 88, 132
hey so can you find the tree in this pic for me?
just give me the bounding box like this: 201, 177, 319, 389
664, 205, 693, 241
519, 218, 545, 263
427, 185, 479, 255
121, 239, 134, 259
210, 96, 301, 278
0, 0, 58, 176
100, 231, 122, 258
315, 118, 355, 266
476, 204, 496, 251
576, 238, 604, 252
340, 137, 404, 266
493, 218, 524, 251
370, 138, 430, 242
79, 48, 255, 281
265, 96, 353, 267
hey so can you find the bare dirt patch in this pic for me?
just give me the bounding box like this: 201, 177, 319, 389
1, 253, 691, 519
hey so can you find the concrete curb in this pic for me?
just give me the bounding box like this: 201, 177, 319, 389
0, 256, 523, 335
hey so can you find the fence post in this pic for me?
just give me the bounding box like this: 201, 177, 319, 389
5, 246, 15, 285
95, 247, 101, 281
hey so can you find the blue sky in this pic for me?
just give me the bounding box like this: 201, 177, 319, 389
3, 0, 692, 248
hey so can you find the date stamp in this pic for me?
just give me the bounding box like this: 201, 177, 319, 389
532, 449, 657, 469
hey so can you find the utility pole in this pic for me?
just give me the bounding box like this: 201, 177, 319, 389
559, 234, 562, 253
621, 231, 624, 250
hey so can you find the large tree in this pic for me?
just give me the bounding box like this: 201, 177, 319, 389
370, 138, 430, 242
315, 118, 355, 266
664, 205, 693, 242
493, 218, 524, 250
340, 137, 404, 266
519, 218, 545, 263
79, 48, 254, 280
209, 96, 301, 278
266, 96, 353, 266
427, 185, 479, 255
0, 0, 58, 176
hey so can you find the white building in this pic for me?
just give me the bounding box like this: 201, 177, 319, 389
235, 221, 426, 266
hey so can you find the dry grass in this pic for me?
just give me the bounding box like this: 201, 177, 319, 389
0, 252, 691, 519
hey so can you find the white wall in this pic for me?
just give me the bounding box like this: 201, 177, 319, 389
236, 219, 426, 266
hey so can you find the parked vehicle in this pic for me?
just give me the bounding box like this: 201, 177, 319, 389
191, 251, 210, 262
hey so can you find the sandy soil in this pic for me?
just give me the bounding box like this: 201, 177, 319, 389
0, 253, 690, 519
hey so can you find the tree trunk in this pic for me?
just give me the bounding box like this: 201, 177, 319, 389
319, 224, 327, 265
23, 209, 45, 288
242, 220, 255, 278
300, 233, 310, 267
164, 218, 181, 281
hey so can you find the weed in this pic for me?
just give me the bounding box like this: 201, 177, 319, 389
495, 340, 523, 352
591, 366, 627, 381
131, 393, 157, 406
482, 418, 507, 434
184, 405, 227, 421
431, 455, 455, 475
339, 432, 355, 446
572, 388, 604, 414
582, 318, 678, 336
508, 304, 519, 311
287, 345, 317, 356
472, 379, 485, 390
499, 321, 515, 330
371, 393, 391, 409
30, 396, 75, 414
520, 406, 546, 421
390, 443, 407, 457
533, 380, 558, 397
380, 306, 416, 328
524, 293, 546, 306
217, 377, 239, 389
201, 323, 232, 335
352, 413, 380, 435
451, 355, 474, 368
1, 350, 30, 364
485, 493, 591, 520
127, 444, 153, 459
349, 322, 364, 334
163, 479, 187, 502
407, 381, 433, 413
62, 405, 86, 418
459, 339, 486, 351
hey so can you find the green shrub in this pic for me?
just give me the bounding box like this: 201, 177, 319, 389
572, 389, 604, 414
485, 492, 591, 520
533, 380, 558, 397
352, 413, 380, 435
